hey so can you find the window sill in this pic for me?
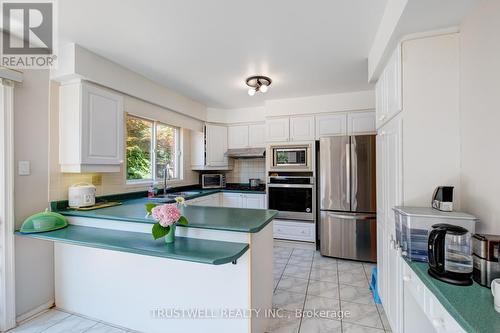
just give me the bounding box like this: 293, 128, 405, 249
125, 179, 185, 188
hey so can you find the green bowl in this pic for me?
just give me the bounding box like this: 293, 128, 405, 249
20, 209, 68, 234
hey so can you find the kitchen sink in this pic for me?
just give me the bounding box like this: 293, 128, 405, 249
149, 191, 203, 201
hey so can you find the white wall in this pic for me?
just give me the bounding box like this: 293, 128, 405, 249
51, 44, 207, 122
205, 91, 375, 124
206, 106, 265, 124
13, 70, 55, 317
401, 34, 461, 208
264, 90, 375, 117
459, 1, 500, 234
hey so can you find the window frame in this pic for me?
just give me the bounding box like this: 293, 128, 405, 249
125, 113, 182, 185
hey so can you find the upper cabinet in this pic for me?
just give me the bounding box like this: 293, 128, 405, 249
228, 125, 249, 149
347, 111, 376, 135
376, 46, 402, 129
266, 112, 375, 142
315, 113, 347, 138
290, 116, 315, 141
59, 81, 124, 173
248, 123, 266, 147
205, 124, 228, 167
266, 117, 290, 142
227, 123, 266, 148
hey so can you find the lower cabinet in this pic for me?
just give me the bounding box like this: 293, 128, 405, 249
222, 193, 266, 209
402, 261, 466, 333
273, 219, 315, 242
384, 239, 404, 333
186, 193, 221, 207
188, 193, 266, 209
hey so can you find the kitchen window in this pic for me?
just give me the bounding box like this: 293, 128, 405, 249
126, 114, 180, 183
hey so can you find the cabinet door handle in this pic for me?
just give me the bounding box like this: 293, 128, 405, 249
431, 318, 444, 328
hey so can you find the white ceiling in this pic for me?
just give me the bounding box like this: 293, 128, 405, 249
58, 0, 387, 109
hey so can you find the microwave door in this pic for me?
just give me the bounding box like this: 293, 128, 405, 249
350, 135, 376, 213
320, 136, 350, 211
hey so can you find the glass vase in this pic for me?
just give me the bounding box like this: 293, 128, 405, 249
165, 224, 176, 244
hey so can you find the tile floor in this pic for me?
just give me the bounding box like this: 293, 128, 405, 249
9, 241, 390, 333
7, 309, 135, 333
269, 242, 391, 333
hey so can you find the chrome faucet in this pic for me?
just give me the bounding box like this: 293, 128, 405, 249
163, 163, 171, 196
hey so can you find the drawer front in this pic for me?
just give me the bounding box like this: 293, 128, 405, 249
425, 291, 466, 333
273, 220, 315, 242
402, 261, 466, 333
402, 262, 426, 306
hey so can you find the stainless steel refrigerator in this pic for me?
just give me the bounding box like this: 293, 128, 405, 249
319, 135, 377, 262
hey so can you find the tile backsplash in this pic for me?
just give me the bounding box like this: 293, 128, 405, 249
225, 159, 266, 184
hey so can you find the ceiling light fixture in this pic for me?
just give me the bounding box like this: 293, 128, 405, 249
246, 75, 272, 96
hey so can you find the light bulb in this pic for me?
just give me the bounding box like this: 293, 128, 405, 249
248, 88, 256, 96
260, 84, 268, 93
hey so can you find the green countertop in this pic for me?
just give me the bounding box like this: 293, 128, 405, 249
406, 260, 500, 333
56, 198, 278, 233
15, 225, 249, 265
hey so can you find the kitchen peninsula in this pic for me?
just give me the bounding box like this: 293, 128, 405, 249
16, 195, 278, 333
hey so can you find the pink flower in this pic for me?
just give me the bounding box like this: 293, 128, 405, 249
152, 204, 181, 227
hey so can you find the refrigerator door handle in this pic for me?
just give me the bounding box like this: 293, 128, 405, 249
350, 140, 358, 211
345, 143, 351, 206
323, 212, 376, 220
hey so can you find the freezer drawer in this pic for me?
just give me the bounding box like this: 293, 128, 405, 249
320, 211, 377, 262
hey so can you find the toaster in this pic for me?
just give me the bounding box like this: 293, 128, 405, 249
432, 186, 454, 212
472, 234, 500, 287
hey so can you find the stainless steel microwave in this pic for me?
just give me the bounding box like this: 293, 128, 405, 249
268, 143, 313, 171
201, 174, 226, 189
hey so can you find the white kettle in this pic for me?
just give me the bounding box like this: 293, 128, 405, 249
68, 183, 96, 208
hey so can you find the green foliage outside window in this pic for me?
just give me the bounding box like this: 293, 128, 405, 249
126, 115, 178, 181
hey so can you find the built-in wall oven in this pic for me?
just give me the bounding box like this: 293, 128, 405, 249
267, 175, 315, 221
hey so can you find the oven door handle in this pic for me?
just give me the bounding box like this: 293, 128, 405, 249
267, 184, 314, 188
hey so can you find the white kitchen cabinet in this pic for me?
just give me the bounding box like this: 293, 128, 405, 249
266, 117, 290, 142
402, 261, 466, 333
290, 116, 315, 141
387, 45, 402, 118
222, 193, 265, 209
205, 124, 228, 167
222, 193, 244, 208
228, 125, 249, 149
375, 70, 388, 129
248, 123, 266, 148
273, 220, 315, 242
376, 46, 402, 129
228, 123, 266, 149
59, 81, 124, 173
377, 34, 461, 333
347, 111, 376, 134
314, 113, 347, 138
377, 115, 404, 333
242, 193, 266, 209
187, 193, 221, 207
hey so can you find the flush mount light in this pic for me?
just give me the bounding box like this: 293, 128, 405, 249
246, 75, 272, 96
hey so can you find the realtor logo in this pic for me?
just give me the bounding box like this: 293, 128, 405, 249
1, 0, 57, 68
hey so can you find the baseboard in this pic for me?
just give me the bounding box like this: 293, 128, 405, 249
16, 299, 55, 324
274, 239, 316, 249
